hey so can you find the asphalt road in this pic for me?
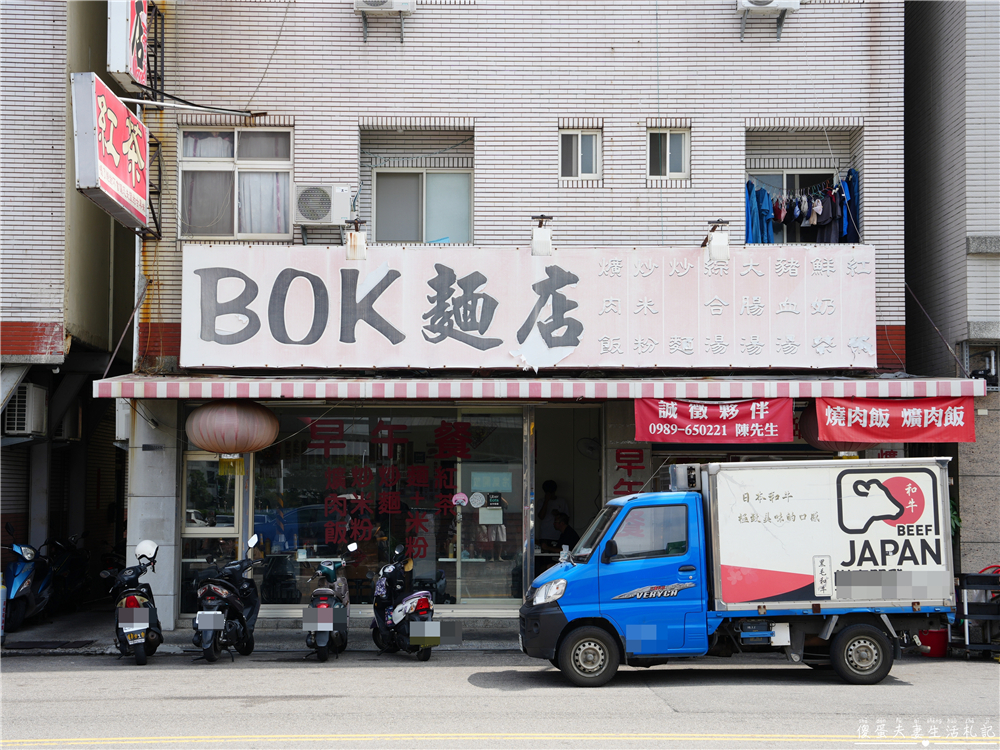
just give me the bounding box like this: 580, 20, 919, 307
1, 650, 997, 749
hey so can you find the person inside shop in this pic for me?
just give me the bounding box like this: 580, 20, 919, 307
541, 512, 580, 553
537, 480, 569, 546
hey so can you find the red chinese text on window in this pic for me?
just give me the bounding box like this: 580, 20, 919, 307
324, 494, 348, 517
352, 466, 375, 487
351, 517, 374, 542
406, 536, 429, 559
435, 495, 456, 516
406, 466, 430, 488
350, 492, 373, 517
378, 466, 401, 487
434, 421, 473, 460
325, 467, 347, 491
613, 478, 645, 496
371, 420, 409, 452
433, 467, 457, 491
324, 522, 348, 545
378, 491, 401, 515
299, 418, 345, 458
615, 448, 646, 476
405, 511, 431, 535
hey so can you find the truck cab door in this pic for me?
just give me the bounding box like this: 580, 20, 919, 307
598, 496, 708, 656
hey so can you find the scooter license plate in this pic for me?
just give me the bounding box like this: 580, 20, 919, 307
125, 630, 145, 645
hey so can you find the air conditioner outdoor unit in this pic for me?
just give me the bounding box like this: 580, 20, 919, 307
3, 383, 47, 437
354, 0, 414, 15
294, 184, 352, 226
737, 0, 800, 14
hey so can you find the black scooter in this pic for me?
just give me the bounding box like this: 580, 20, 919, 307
304, 542, 358, 662
101, 539, 163, 665
191, 534, 262, 663
370, 545, 440, 661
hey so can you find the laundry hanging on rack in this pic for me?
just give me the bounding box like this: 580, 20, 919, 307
744, 171, 858, 245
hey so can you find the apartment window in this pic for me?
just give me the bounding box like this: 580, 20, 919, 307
373, 169, 472, 244
180, 129, 292, 239
560, 130, 601, 179
648, 129, 689, 179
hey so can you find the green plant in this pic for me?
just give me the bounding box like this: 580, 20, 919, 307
951, 506, 962, 536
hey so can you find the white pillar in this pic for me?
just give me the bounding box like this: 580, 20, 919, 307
127, 399, 180, 629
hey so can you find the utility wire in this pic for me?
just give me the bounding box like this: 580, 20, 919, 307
905, 283, 972, 379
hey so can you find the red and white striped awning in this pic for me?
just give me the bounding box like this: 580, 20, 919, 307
93, 375, 987, 400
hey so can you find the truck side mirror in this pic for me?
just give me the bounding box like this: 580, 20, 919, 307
601, 540, 618, 564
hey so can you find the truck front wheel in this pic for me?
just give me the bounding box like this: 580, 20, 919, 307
558, 626, 620, 687
830, 624, 893, 685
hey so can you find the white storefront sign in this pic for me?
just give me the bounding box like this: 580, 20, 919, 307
180, 243, 877, 370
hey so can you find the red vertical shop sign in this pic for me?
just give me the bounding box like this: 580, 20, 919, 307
634, 398, 794, 443
71, 72, 149, 229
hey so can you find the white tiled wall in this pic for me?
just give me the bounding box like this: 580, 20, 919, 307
141, 0, 905, 339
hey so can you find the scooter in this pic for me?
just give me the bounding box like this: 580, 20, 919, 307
1, 522, 55, 632
191, 534, 261, 663
47, 532, 91, 612
100, 539, 163, 665
369, 545, 440, 661
304, 542, 357, 662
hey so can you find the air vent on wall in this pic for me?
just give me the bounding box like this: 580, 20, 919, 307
354, 0, 415, 15
293, 184, 352, 226
3, 383, 47, 437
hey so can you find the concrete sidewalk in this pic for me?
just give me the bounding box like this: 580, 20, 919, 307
1, 605, 519, 657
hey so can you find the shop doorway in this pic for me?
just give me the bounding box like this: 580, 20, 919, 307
534, 407, 602, 575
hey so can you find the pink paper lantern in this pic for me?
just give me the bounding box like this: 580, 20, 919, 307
185, 400, 279, 455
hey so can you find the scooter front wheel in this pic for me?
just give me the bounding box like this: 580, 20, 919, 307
235, 632, 254, 656
417, 647, 432, 662
6, 598, 26, 632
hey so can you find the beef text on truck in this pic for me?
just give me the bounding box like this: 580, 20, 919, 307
519, 458, 955, 687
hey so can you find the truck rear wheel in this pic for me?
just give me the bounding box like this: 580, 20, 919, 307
558, 626, 620, 687
830, 624, 893, 685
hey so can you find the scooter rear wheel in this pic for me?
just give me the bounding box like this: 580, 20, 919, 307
317, 644, 329, 662
417, 647, 432, 662
133, 642, 148, 666
203, 632, 221, 663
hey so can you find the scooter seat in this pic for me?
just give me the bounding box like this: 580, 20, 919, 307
312, 587, 337, 596
403, 590, 433, 601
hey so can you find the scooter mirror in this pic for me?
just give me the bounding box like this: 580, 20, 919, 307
394, 544, 404, 557
206, 554, 215, 563
247, 533, 259, 549
347, 542, 358, 553
366, 570, 375, 580
5, 522, 14, 537
100, 570, 112, 579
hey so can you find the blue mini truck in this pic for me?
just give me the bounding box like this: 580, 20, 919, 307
519, 458, 955, 686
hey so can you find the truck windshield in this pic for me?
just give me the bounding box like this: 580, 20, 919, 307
571, 505, 622, 562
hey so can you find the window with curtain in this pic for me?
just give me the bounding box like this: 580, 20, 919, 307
180, 129, 292, 239
373, 170, 472, 244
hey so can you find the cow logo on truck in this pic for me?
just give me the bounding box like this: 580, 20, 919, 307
611, 582, 696, 600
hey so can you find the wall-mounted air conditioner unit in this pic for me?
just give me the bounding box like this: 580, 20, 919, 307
294, 184, 352, 226
355, 0, 414, 14
737, 0, 800, 12
54, 401, 82, 441
3, 383, 47, 437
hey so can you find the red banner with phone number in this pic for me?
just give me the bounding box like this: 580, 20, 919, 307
634, 398, 794, 443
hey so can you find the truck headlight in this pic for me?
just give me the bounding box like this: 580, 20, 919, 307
532, 579, 566, 606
